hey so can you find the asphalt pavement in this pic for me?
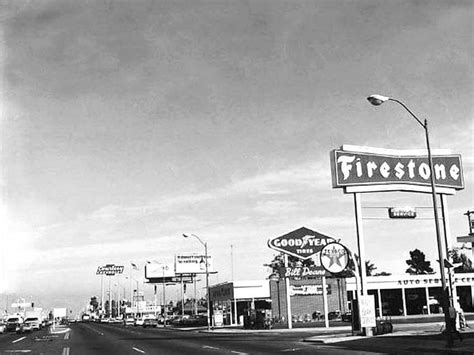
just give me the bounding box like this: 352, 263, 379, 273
198, 314, 474, 354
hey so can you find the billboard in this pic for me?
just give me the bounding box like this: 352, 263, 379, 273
53, 308, 67, 318
330, 146, 464, 192
96, 264, 124, 276
144, 263, 175, 279
267, 226, 335, 260
175, 254, 213, 274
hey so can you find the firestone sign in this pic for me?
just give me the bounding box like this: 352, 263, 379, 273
330, 146, 464, 190
268, 227, 335, 260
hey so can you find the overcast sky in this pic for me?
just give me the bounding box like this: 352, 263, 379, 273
1, 0, 472, 315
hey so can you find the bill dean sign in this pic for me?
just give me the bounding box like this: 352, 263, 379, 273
330, 146, 463, 190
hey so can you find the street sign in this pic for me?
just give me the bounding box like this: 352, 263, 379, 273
320, 242, 350, 274
268, 227, 335, 260
388, 207, 417, 219
359, 295, 376, 328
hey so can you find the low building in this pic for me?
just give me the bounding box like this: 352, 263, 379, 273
346, 272, 474, 316
209, 280, 270, 325
269, 277, 348, 322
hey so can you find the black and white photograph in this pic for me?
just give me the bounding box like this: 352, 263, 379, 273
1, 0, 473, 354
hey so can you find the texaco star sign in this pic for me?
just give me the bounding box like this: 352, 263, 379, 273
320, 242, 349, 274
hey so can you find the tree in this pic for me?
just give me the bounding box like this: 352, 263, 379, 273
406, 249, 434, 275
264, 253, 315, 276
448, 247, 474, 273
265, 252, 392, 279
90, 296, 99, 312
335, 256, 391, 277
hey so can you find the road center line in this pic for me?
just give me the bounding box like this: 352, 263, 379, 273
64, 332, 70, 340
202, 345, 220, 350
282, 349, 302, 352
132, 347, 146, 354
12, 337, 27, 343
62, 347, 70, 355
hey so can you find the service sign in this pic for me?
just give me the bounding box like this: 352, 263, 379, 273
330, 146, 464, 191
388, 207, 417, 219
96, 264, 124, 276
268, 227, 335, 260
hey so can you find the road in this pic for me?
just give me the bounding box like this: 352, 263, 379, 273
0, 323, 382, 355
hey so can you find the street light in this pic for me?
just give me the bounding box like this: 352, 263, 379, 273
367, 94, 453, 338
183, 233, 211, 331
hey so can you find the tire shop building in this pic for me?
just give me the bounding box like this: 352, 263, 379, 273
346, 273, 474, 316
269, 276, 348, 322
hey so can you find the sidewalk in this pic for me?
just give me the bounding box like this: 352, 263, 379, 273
195, 321, 474, 354
304, 326, 474, 354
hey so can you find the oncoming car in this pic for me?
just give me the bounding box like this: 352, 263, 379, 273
24, 317, 42, 331
5, 317, 23, 332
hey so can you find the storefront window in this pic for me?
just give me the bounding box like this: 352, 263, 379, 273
405, 288, 427, 315
381, 289, 403, 316
428, 287, 443, 314
456, 286, 473, 312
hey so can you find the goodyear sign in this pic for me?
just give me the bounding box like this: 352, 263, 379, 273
268, 227, 335, 260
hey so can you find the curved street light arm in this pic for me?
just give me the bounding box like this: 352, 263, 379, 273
387, 98, 426, 129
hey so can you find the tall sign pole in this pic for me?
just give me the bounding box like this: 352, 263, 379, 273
284, 254, 292, 329
96, 264, 124, 318
268, 227, 336, 329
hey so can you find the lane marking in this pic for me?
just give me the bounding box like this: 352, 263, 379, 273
231, 351, 249, 355
50, 328, 70, 335
282, 349, 303, 352
12, 337, 27, 343
64, 332, 70, 340
62, 347, 70, 355
202, 345, 220, 350
132, 347, 146, 354
3, 351, 32, 353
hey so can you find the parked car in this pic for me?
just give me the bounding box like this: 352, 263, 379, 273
6, 317, 23, 332
341, 311, 352, 322
328, 310, 341, 320
123, 317, 135, 326
180, 315, 207, 327
24, 317, 42, 330
16, 321, 33, 334
143, 317, 158, 328
134, 317, 144, 326
170, 315, 190, 326
0, 322, 6, 334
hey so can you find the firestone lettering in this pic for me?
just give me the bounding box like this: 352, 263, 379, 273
338, 155, 460, 182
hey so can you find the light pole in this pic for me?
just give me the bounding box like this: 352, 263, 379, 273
367, 94, 452, 337
162, 264, 167, 328
183, 233, 211, 331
